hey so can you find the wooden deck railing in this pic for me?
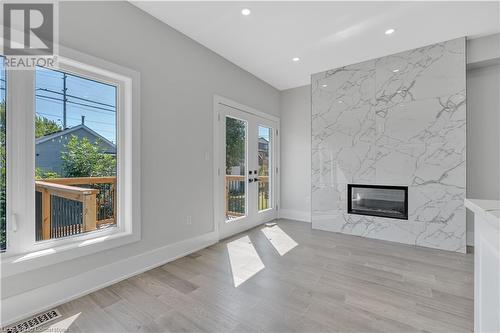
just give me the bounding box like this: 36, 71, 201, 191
225, 175, 245, 218
35, 176, 117, 240
225, 175, 269, 218
257, 176, 270, 211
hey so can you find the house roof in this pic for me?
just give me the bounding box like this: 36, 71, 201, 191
35, 124, 116, 148
259, 137, 269, 143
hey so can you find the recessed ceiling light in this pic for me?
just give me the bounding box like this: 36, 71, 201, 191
292, 57, 300, 62
392, 69, 399, 73
338, 100, 344, 104
321, 84, 328, 88
385, 28, 395, 35
241, 8, 251, 16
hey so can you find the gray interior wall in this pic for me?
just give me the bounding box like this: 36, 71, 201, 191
466, 63, 500, 245
2, 1, 280, 299
279, 86, 311, 219
466, 64, 500, 200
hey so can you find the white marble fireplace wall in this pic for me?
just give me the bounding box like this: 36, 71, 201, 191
311, 38, 466, 252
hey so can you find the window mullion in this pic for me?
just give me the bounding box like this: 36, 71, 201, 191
7, 68, 36, 254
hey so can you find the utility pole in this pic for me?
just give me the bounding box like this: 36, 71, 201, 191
62, 73, 67, 129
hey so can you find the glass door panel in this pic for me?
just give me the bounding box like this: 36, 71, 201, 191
217, 101, 277, 240
258, 126, 271, 211
225, 116, 247, 222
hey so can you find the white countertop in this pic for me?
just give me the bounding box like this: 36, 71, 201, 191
465, 198, 500, 224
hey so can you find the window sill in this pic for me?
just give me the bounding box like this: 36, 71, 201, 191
1, 230, 140, 278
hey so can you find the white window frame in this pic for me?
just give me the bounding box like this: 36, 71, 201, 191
1, 46, 141, 277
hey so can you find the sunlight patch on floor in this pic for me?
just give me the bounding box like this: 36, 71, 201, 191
227, 235, 265, 287
261, 224, 298, 256
41, 312, 81, 332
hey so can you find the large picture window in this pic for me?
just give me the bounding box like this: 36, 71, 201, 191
1, 50, 140, 275
35, 67, 118, 241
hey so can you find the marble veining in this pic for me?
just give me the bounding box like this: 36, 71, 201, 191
311, 38, 466, 252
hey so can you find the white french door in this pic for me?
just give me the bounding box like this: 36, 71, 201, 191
214, 98, 279, 240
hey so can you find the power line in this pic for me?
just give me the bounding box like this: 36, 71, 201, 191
1, 84, 116, 115
36, 72, 116, 133
36, 94, 109, 114
2, 72, 117, 141
36, 94, 116, 113
36, 88, 116, 110
36, 97, 116, 131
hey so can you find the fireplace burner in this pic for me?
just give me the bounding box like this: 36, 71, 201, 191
347, 184, 408, 220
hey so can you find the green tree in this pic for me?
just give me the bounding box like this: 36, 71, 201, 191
35, 168, 59, 180
225, 118, 245, 174
62, 135, 116, 177
35, 116, 62, 138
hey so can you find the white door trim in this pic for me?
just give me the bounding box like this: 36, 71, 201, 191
215, 95, 280, 123
213, 95, 280, 240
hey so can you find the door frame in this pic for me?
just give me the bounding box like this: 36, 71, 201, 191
213, 95, 280, 240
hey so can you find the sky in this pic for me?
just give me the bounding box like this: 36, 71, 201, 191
258, 126, 270, 141
36, 67, 117, 143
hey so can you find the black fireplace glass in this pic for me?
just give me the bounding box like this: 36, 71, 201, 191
348, 184, 408, 220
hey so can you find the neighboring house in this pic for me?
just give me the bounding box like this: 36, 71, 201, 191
258, 137, 268, 152
35, 124, 116, 175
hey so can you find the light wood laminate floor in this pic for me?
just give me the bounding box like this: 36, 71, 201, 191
40, 220, 473, 333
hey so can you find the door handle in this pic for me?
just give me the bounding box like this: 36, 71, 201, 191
11, 213, 18, 232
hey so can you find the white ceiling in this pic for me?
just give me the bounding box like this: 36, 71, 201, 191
132, 1, 500, 90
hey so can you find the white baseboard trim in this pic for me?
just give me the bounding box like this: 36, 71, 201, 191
279, 209, 311, 223
1, 231, 218, 327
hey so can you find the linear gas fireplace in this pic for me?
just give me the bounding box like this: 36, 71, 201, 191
348, 184, 408, 220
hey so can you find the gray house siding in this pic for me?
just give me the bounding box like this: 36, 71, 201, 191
36, 126, 116, 175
